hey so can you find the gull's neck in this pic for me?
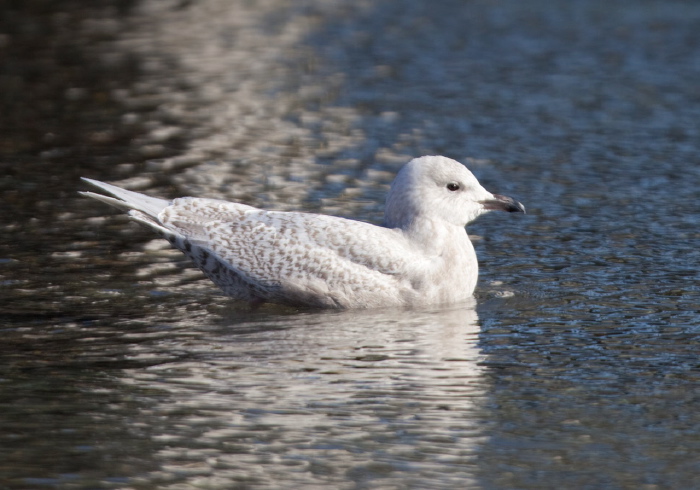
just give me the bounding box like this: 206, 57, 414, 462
396, 216, 469, 254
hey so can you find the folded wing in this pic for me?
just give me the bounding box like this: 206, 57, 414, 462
159, 198, 425, 307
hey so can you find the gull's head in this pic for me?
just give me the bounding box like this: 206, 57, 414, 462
384, 155, 525, 229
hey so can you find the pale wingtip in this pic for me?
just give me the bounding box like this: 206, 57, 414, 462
81, 177, 102, 186
80, 177, 110, 195
79, 190, 107, 200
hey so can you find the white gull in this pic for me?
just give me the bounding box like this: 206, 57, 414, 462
81, 155, 524, 308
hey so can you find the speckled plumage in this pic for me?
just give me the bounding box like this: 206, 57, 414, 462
81, 156, 524, 308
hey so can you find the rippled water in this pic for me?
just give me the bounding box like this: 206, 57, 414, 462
1, 0, 699, 488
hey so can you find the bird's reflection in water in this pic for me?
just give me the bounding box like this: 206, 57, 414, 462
115, 302, 487, 487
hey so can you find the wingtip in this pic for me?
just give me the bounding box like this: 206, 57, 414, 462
81, 177, 101, 187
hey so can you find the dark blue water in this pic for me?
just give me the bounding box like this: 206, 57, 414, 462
1, 0, 699, 488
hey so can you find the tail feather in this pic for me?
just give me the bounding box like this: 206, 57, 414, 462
80, 178, 170, 219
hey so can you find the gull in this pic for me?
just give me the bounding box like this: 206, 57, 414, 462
81, 155, 524, 308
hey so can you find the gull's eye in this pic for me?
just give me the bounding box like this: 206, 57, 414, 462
446, 182, 460, 192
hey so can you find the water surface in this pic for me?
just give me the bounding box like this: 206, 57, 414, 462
1, 0, 699, 488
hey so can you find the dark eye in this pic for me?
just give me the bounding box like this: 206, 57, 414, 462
446, 182, 460, 192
